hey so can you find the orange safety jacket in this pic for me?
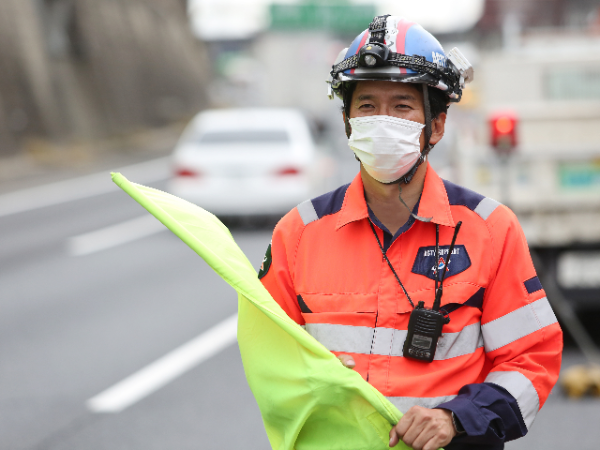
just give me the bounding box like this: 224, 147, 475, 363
260, 163, 562, 447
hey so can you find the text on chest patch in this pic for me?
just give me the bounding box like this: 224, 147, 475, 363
411, 245, 471, 280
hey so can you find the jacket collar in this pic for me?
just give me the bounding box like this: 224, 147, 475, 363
335, 172, 369, 230
417, 163, 455, 227
335, 163, 455, 230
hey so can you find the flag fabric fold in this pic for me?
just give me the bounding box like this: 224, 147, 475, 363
111, 172, 407, 450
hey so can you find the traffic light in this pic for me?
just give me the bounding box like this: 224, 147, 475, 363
489, 112, 518, 153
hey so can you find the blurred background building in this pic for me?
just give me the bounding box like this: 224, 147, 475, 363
0, 0, 209, 157
2, 0, 599, 153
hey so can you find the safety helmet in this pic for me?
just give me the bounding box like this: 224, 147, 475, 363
328, 14, 474, 184
328, 15, 473, 103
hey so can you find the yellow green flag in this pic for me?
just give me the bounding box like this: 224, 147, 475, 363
112, 173, 407, 450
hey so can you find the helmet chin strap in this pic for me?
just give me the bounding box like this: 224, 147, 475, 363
422, 83, 433, 154
343, 85, 353, 138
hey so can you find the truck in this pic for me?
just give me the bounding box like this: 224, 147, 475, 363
449, 31, 600, 310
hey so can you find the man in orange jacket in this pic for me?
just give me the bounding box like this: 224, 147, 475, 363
259, 15, 562, 450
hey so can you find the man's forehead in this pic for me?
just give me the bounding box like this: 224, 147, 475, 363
353, 81, 421, 100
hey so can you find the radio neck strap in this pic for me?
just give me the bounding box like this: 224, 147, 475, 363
368, 220, 415, 308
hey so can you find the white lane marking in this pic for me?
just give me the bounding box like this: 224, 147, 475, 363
67, 215, 166, 256
0, 156, 170, 218
87, 314, 238, 413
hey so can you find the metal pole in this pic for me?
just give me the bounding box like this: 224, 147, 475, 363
498, 153, 511, 209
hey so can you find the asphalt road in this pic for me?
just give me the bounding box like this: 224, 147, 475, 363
1, 160, 272, 450
2, 156, 600, 450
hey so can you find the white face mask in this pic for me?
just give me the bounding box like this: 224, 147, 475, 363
348, 115, 424, 184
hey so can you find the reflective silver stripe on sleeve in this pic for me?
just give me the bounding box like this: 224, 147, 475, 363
304, 323, 374, 354
482, 297, 558, 353
305, 322, 483, 360
435, 322, 483, 360
485, 371, 539, 429
386, 395, 457, 414
296, 200, 319, 225
531, 297, 558, 329
474, 197, 501, 220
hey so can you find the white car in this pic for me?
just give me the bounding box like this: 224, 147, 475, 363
168, 108, 327, 217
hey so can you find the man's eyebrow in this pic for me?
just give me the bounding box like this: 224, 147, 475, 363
356, 94, 374, 101
391, 94, 417, 100
355, 93, 417, 101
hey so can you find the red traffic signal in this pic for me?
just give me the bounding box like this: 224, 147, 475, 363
489, 112, 518, 153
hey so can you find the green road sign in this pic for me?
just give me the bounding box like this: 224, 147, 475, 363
559, 161, 600, 190
270, 1, 376, 33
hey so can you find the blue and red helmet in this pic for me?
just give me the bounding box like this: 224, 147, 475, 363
328, 15, 473, 103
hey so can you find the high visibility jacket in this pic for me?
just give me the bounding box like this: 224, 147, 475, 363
260, 163, 563, 448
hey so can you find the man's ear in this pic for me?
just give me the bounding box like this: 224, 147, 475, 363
428, 112, 446, 146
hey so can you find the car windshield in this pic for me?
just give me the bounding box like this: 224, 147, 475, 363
197, 130, 290, 145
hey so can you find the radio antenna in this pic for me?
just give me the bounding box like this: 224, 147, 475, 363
433, 221, 462, 311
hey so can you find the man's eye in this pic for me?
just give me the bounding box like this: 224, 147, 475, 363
358, 104, 374, 109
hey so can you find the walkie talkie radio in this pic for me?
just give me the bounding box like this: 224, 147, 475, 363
402, 221, 463, 363
402, 301, 449, 362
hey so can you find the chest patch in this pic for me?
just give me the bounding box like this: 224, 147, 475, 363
258, 243, 272, 279
411, 245, 471, 280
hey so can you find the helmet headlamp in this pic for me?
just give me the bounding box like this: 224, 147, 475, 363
358, 43, 389, 68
